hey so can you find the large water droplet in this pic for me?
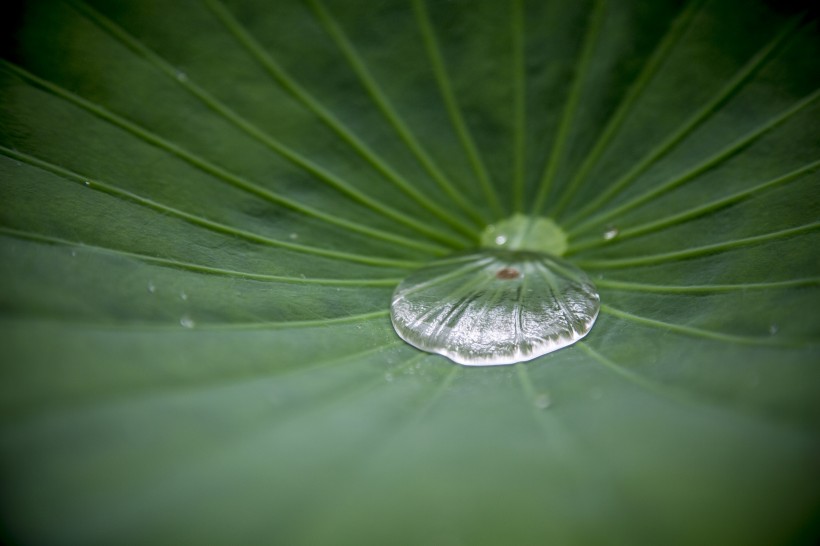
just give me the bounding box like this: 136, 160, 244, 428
390, 250, 600, 366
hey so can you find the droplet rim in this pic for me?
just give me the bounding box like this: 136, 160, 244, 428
390, 250, 600, 366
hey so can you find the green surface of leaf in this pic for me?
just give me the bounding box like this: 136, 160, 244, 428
1, 0, 819, 544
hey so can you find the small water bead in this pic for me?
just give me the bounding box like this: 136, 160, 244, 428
180, 291, 188, 301
390, 250, 600, 366
603, 226, 619, 241
147, 281, 156, 294
495, 267, 521, 280
179, 314, 195, 328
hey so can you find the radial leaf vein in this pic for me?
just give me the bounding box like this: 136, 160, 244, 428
532, 0, 606, 215
564, 17, 803, 227
6, 340, 409, 421
568, 159, 820, 253
50, 350, 425, 515
569, 88, 820, 237
413, 0, 504, 217
600, 304, 805, 346
69, 0, 470, 248
0, 146, 420, 269
511, 0, 526, 212
0, 227, 406, 285
596, 278, 820, 293
156, 310, 393, 331
2, 303, 390, 331
576, 343, 692, 405
0, 61, 447, 255
306, 0, 488, 223
551, 0, 704, 216
202, 0, 481, 237
575, 222, 820, 269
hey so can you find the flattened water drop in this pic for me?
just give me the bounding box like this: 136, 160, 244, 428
390, 250, 600, 366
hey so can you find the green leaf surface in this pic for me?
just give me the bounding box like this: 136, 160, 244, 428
1, 0, 819, 544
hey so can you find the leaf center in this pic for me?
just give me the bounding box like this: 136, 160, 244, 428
480, 214, 568, 256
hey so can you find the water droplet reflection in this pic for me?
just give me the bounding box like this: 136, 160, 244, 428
390, 250, 600, 366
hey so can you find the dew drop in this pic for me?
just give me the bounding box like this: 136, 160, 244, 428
175, 70, 188, 82
494, 235, 507, 246
83, 180, 91, 187
179, 314, 195, 329
390, 249, 600, 366
603, 226, 619, 240
180, 291, 188, 301
70, 250, 77, 257
384, 372, 394, 382
147, 281, 156, 294
289, 232, 299, 240
769, 324, 778, 335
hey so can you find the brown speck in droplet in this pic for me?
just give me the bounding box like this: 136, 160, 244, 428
495, 267, 520, 280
